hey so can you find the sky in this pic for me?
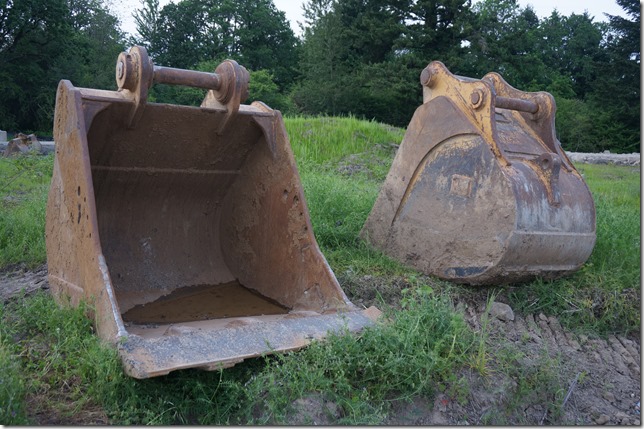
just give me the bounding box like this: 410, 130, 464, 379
115, 0, 629, 37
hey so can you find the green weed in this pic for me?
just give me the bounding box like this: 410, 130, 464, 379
244, 286, 474, 425
0, 332, 28, 424
0, 292, 123, 422
0, 291, 261, 425
491, 344, 566, 425
299, 167, 406, 274
470, 293, 496, 376
0, 153, 52, 268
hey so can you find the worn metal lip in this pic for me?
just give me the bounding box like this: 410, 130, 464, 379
118, 306, 382, 379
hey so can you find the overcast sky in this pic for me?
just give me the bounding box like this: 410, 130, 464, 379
117, 0, 629, 37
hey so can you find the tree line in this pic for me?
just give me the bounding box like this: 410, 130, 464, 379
0, 0, 639, 152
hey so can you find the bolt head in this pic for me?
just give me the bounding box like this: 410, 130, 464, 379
420, 67, 435, 87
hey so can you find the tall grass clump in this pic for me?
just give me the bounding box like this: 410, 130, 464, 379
244, 286, 474, 425
286, 115, 403, 167
301, 169, 377, 248
583, 164, 640, 285
0, 153, 53, 267
0, 291, 257, 425
0, 288, 474, 425
0, 332, 28, 424
299, 161, 410, 277
0, 292, 128, 421
286, 116, 409, 276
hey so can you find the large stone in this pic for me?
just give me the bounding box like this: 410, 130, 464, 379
602, 391, 616, 403
595, 414, 610, 425
490, 301, 515, 322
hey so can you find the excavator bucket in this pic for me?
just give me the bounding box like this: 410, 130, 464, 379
361, 61, 596, 285
45, 46, 380, 378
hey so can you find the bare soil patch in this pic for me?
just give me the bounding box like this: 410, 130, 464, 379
0, 263, 49, 303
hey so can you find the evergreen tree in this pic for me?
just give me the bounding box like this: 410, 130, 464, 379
586, 0, 640, 152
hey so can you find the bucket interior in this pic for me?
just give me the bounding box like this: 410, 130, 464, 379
87, 102, 315, 325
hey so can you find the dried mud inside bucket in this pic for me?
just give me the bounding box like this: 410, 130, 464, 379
122, 281, 289, 324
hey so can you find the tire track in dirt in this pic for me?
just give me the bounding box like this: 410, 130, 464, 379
0, 264, 49, 303
458, 303, 641, 425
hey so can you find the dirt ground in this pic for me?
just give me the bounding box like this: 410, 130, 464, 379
1, 264, 640, 425
339, 272, 641, 426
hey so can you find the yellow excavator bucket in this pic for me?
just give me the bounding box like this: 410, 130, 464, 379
361, 61, 596, 285
45, 46, 379, 378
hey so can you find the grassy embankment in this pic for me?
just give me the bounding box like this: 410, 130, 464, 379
0, 116, 639, 424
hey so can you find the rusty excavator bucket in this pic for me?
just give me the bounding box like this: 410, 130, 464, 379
46, 46, 380, 378
361, 61, 596, 285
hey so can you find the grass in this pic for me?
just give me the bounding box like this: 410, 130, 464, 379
0, 116, 640, 424
0, 333, 28, 424
480, 342, 566, 425
0, 152, 52, 268
0, 287, 470, 425
285, 115, 404, 168
245, 286, 473, 424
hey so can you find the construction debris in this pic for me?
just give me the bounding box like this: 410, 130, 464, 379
3, 133, 43, 157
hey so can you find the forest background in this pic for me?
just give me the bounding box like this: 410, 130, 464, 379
0, 0, 639, 153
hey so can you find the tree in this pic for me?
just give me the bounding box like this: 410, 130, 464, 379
334, 0, 407, 64
584, 0, 640, 152
151, 1, 210, 68
132, 0, 159, 52
0, 0, 71, 130
537, 12, 604, 99
293, 0, 353, 115
228, 0, 300, 88
464, 0, 546, 87
63, 0, 127, 89
294, 0, 438, 125
401, 0, 475, 70
133, 0, 298, 91
247, 69, 295, 113
0, 0, 125, 132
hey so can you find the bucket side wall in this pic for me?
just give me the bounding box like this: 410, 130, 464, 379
46, 81, 126, 342
220, 111, 354, 312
